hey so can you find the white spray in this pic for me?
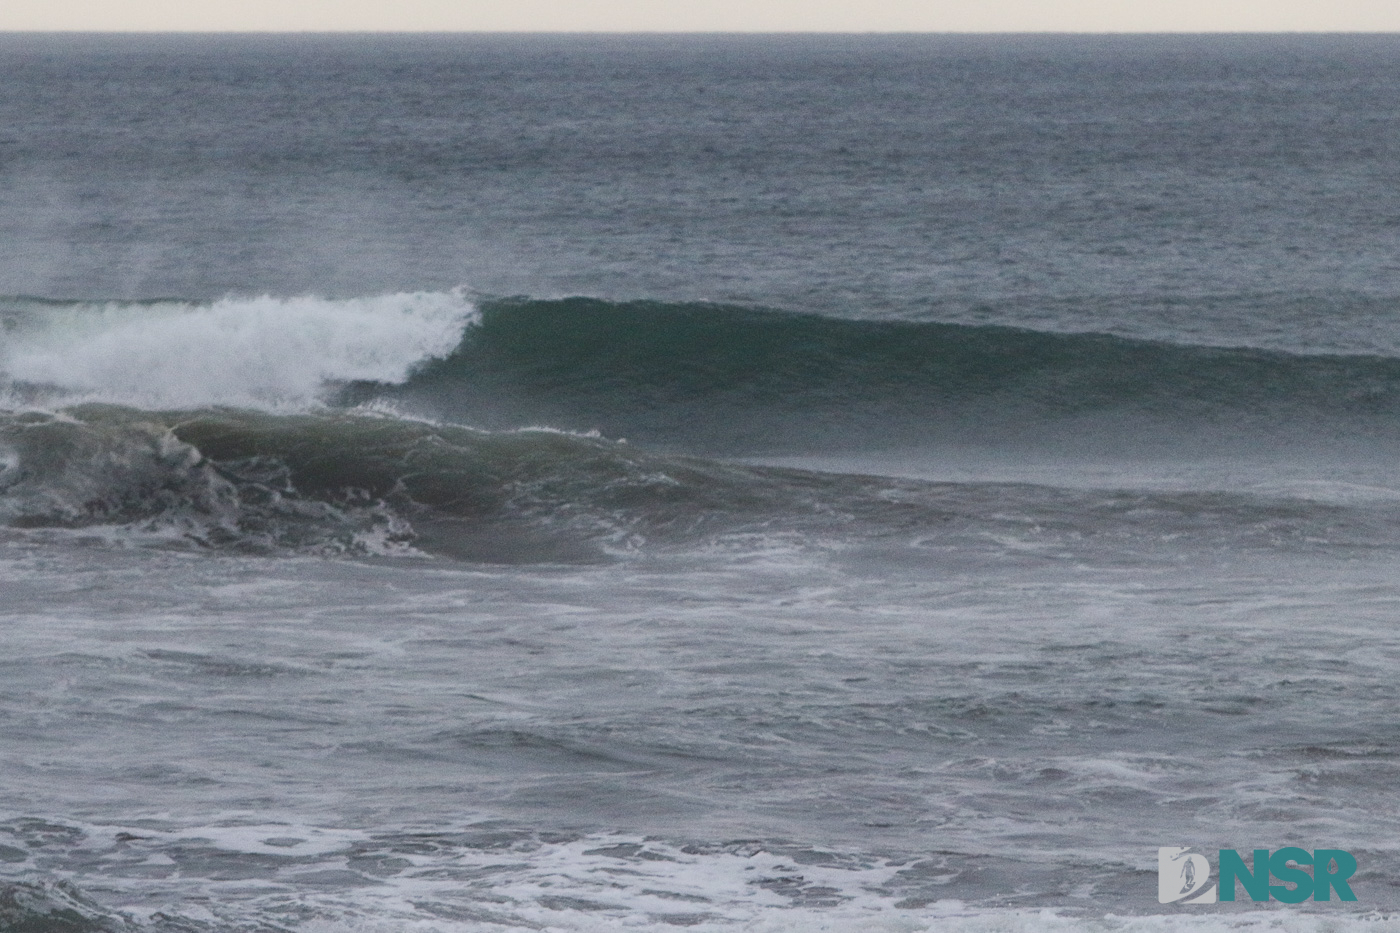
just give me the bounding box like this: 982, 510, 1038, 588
0, 290, 476, 411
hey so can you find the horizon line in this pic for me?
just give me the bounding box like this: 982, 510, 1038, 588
3, 29, 1400, 35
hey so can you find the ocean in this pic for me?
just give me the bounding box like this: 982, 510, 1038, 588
2, 32, 1400, 931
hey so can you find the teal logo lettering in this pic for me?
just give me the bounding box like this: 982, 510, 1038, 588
1158, 848, 1357, 904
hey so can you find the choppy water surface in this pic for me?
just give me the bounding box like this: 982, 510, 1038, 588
3, 34, 1400, 931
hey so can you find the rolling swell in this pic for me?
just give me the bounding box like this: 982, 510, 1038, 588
361, 297, 1400, 455
4, 406, 1399, 563
0, 406, 878, 561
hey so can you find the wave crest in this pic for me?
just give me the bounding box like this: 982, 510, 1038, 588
0, 291, 474, 410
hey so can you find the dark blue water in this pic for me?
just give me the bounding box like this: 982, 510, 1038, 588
2, 35, 1400, 931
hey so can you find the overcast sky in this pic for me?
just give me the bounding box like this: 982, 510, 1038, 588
3, 0, 1399, 32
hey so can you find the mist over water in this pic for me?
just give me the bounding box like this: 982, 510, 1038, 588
3, 34, 1400, 931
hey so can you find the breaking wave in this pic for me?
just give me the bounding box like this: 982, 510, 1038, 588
6, 292, 1400, 561
6, 292, 1400, 450
0, 291, 473, 410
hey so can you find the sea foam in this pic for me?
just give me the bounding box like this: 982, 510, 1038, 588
0, 291, 475, 411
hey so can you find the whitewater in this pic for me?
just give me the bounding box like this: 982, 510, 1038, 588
4, 33, 1400, 933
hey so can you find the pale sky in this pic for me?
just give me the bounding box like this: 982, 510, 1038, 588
2, 0, 1399, 33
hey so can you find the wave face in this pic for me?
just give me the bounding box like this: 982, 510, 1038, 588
370, 297, 1400, 455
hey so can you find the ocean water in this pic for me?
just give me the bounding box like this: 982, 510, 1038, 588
2, 33, 1400, 932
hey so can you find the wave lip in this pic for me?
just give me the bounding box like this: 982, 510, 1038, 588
0, 291, 475, 411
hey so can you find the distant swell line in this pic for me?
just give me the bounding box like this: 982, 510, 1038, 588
5, 406, 1400, 563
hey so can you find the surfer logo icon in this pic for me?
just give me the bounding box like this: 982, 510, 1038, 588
1158, 847, 1218, 904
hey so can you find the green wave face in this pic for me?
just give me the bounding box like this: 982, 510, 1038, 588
365, 297, 1400, 455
